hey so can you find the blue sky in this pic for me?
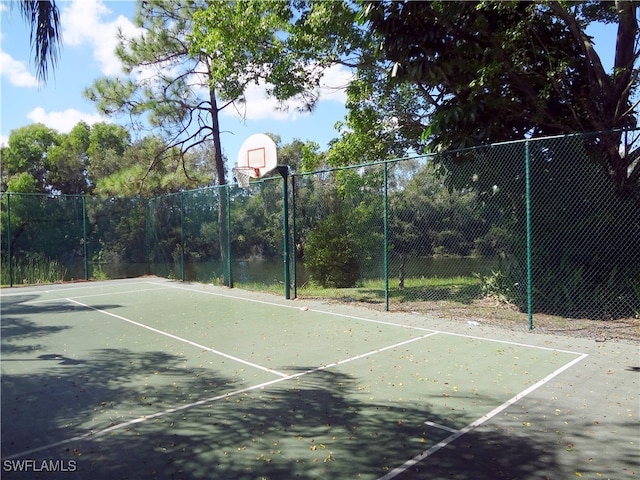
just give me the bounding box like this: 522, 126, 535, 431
0, 0, 352, 164
1, 0, 619, 165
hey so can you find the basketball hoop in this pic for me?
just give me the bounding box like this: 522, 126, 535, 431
234, 134, 278, 188
232, 167, 257, 188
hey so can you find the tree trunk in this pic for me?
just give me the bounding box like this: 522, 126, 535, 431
208, 82, 231, 285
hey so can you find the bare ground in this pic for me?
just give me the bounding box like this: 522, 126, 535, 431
315, 294, 640, 345
398, 297, 640, 344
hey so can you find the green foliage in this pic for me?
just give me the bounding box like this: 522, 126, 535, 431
17, 0, 61, 84
388, 161, 490, 258
432, 230, 470, 257
84, 0, 230, 186
2, 124, 61, 192
474, 225, 514, 257
90, 266, 109, 281
360, 1, 639, 197
46, 121, 92, 194
524, 136, 639, 318
475, 269, 518, 305
190, 1, 292, 102
304, 213, 360, 288
2, 120, 212, 199
6, 173, 38, 193
300, 141, 323, 172
86, 196, 147, 270
1, 253, 66, 285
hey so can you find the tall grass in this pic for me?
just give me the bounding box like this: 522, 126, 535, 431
1, 254, 67, 286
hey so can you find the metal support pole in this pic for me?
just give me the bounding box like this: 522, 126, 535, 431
276, 165, 290, 299
525, 140, 534, 331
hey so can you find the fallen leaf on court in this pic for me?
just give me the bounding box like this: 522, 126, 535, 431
575, 472, 582, 477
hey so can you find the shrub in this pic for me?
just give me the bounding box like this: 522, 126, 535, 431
304, 213, 360, 288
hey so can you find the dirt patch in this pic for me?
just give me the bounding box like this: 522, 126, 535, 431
322, 295, 640, 345
406, 298, 640, 344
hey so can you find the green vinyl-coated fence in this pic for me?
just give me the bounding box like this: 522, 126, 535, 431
2, 131, 639, 323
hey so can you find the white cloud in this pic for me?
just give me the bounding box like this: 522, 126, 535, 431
230, 81, 303, 121
61, 0, 142, 76
27, 107, 109, 133
0, 51, 39, 88
317, 64, 353, 104
0, 134, 8, 147
56, 0, 352, 124
225, 64, 353, 121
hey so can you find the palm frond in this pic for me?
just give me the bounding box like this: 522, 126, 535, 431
18, 0, 62, 84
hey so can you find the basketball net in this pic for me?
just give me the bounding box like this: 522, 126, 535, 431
232, 167, 259, 188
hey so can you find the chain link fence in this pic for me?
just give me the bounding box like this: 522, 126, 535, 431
0, 194, 147, 284
2, 131, 639, 322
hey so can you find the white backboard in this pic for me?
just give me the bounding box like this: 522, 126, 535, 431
236, 134, 278, 178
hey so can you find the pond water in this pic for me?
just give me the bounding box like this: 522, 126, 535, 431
65, 256, 502, 286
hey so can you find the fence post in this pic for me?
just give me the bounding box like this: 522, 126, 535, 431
383, 162, 389, 311
82, 195, 88, 280
179, 192, 185, 281
145, 198, 150, 275
6, 193, 13, 287
291, 175, 297, 299
225, 186, 233, 288
525, 140, 534, 331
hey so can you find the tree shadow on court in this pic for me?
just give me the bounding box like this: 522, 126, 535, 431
0, 295, 122, 317
394, 417, 640, 480
1, 294, 76, 355
2, 354, 570, 480
1, 346, 241, 458
1, 317, 71, 354
2, 302, 565, 480
1, 296, 120, 354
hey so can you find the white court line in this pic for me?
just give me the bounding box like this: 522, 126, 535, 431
2, 375, 290, 460
5, 280, 592, 471
147, 281, 587, 356
439, 330, 586, 356
4, 331, 440, 460
287, 332, 439, 380
3, 287, 171, 305
146, 281, 439, 334
0, 280, 149, 297
424, 421, 459, 434
65, 298, 290, 379
377, 352, 589, 480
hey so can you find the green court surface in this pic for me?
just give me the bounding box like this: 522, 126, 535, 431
1, 278, 637, 479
